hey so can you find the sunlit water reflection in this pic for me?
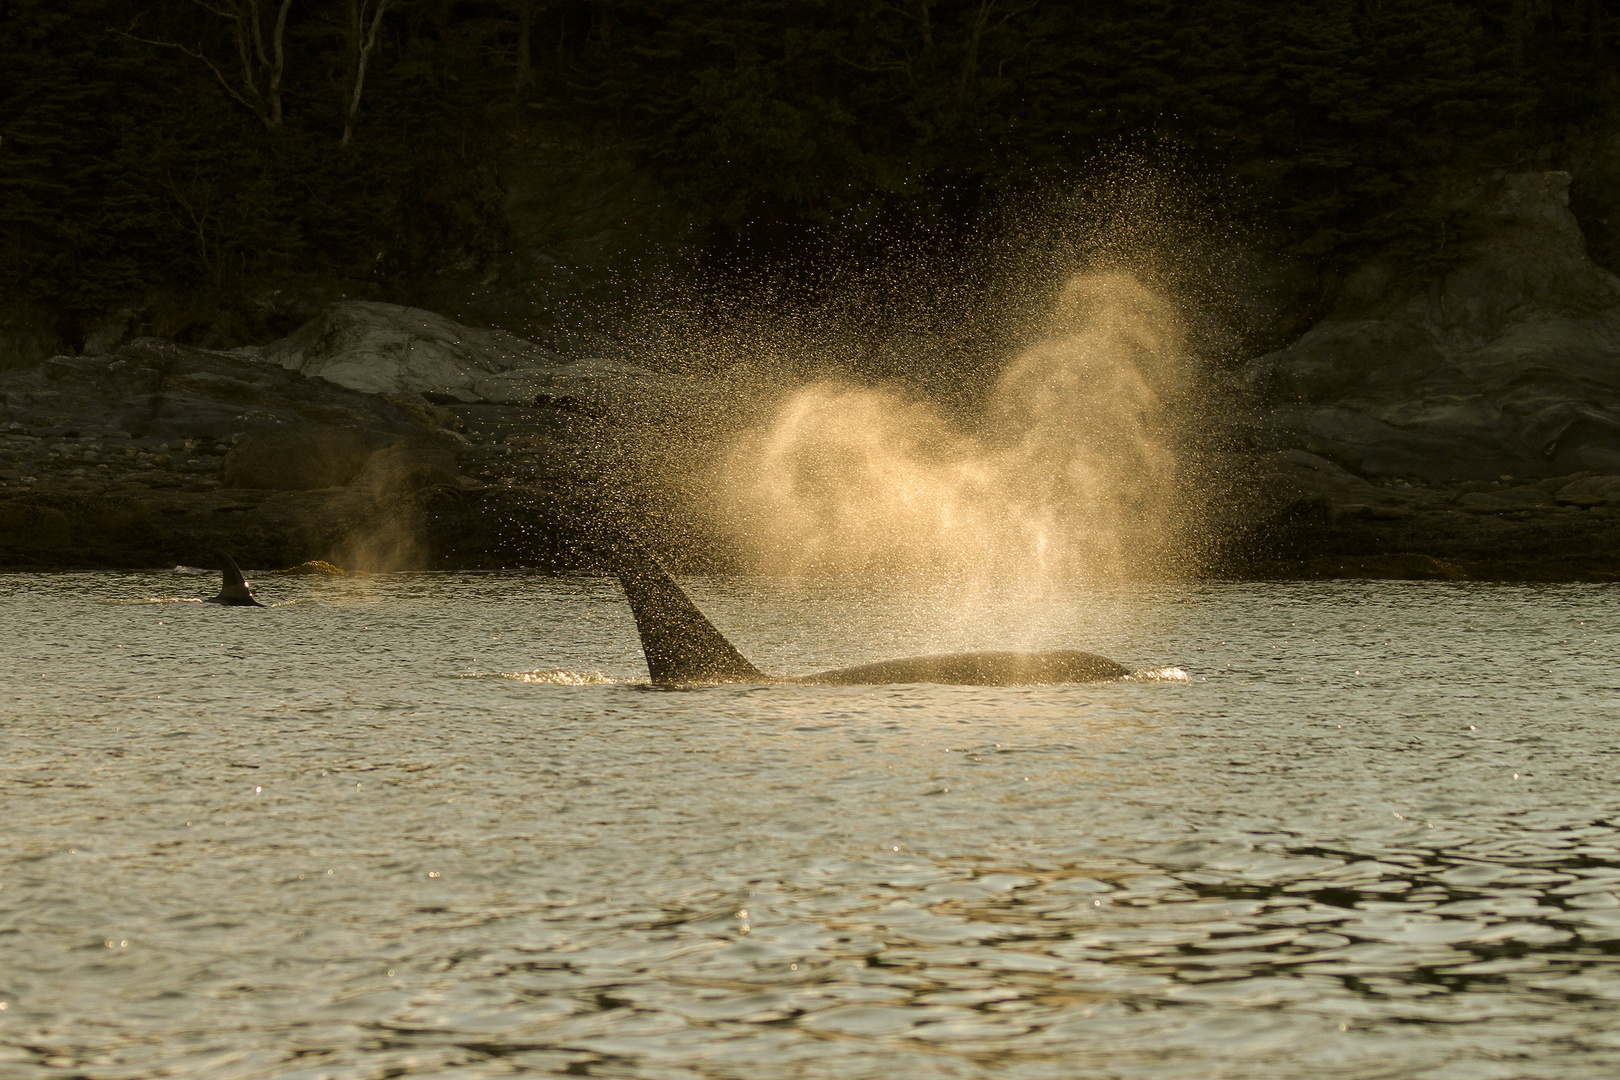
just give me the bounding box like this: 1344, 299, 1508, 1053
2, 572, 1619, 1079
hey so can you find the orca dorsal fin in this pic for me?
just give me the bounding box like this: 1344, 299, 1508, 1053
611, 541, 765, 684
220, 552, 248, 590
209, 551, 263, 606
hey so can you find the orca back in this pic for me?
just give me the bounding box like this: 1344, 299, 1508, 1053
791, 650, 1128, 686
611, 543, 764, 684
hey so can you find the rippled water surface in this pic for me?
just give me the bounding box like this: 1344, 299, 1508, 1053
3, 571, 1620, 1079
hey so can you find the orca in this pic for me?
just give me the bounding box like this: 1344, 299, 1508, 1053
205, 552, 265, 607
611, 542, 1128, 686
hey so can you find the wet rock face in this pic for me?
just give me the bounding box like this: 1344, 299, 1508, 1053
0, 330, 705, 572
1247, 171, 1620, 481
6, 299, 1619, 578
0, 339, 502, 570
349, 440, 464, 493
1211, 445, 1620, 580
0, 339, 446, 503
221, 427, 378, 490
0, 504, 72, 552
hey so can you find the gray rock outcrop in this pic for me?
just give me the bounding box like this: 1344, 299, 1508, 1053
257, 301, 559, 401
1245, 171, 1620, 480
252, 300, 689, 415
253, 300, 740, 438
348, 439, 465, 494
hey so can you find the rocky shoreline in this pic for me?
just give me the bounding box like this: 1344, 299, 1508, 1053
1203, 169, 1620, 581
3, 334, 1617, 578
9, 168, 1620, 581
0, 338, 638, 573
1211, 449, 1620, 581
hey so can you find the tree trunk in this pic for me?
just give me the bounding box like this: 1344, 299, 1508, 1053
342, 0, 392, 147
264, 0, 293, 127
514, 1, 534, 94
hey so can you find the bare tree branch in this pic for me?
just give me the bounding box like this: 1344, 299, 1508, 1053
232, 4, 261, 102
116, 2, 293, 130
117, 23, 263, 120
158, 166, 216, 271
961, 0, 1036, 90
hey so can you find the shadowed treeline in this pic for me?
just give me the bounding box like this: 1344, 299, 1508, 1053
3, 0, 1618, 342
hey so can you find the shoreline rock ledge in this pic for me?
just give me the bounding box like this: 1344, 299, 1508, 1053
243, 300, 679, 417
0, 317, 690, 569
1245, 171, 1620, 480
1223, 171, 1620, 578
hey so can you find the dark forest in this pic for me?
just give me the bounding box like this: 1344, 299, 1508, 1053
4, 0, 1619, 353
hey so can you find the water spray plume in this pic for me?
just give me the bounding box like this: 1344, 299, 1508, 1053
716, 271, 1193, 587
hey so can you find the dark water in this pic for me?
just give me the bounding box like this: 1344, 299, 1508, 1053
2, 571, 1618, 1079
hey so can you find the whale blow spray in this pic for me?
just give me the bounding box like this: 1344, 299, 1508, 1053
716, 271, 1194, 587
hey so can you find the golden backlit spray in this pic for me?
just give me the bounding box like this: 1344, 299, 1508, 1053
714, 271, 1192, 588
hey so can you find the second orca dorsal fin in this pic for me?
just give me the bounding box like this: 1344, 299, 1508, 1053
611, 540, 765, 684
208, 551, 264, 606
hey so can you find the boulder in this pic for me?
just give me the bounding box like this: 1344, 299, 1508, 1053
81, 310, 136, 356
254, 302, 713, 422
24, 338, 438, 445
121, 471, 183, 489
221, 426, 377, 490
272, 560, 348, 575
258, 301, 560, 400
1273, 448, 1379, 494
1554, 474, 1620, 506
1246, 172, 1620, 480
